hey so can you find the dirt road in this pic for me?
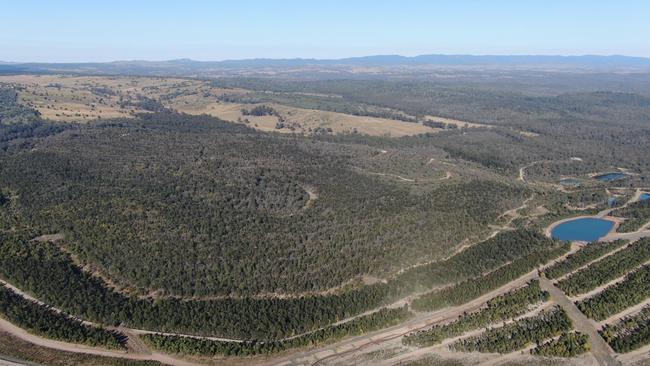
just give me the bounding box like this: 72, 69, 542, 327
267, 268, 549, 366
602, 229, 650, 242
0, 318, 200, 366
0, 355, 40, 366
539, 277, 619, 366
518, 161, 544, 182
0, 241, 577, 366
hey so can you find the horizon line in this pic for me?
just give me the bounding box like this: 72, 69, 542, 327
3, 53, 650, 65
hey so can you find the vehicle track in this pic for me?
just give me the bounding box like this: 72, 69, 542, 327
268, 246, 579, 366
539, 277, 619, 366
0, 318, 200, 366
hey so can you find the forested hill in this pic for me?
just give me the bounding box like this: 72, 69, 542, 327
0, 87, 529, 298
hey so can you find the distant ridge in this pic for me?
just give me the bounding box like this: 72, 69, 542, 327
2, 54, 650, 76
214, 54, 650, 67
7, 54, 650, 66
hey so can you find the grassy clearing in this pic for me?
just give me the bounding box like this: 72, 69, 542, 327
0, 75, 438, 137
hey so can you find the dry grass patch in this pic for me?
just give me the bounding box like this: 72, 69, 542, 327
182, 101, 434, 136
1, 75, 467, 137
425, 115, 491, 129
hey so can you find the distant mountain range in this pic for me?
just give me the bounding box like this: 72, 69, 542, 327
2, 54, 650, 76
211, 54, 650, 67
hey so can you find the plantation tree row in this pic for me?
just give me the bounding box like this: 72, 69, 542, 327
0, 331, 161, 366
403, 280, 548, 347
600, 306, 650, 353
0, 230, 552, 339
141, 306, 411, 356
451, 306, 572, 354
0, 225, 560, 339
397, 230, 556, 292
531, 332, 590, 357
557, 238, 650, 296
411, 244, 569, 311
544, 240, 627, 280
0, 232, 396, 339
577, 265, 650, 321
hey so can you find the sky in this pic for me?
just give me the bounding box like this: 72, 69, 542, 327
1, 0, 649, 62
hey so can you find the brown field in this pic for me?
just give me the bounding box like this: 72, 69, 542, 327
0, 74, 474, 137
174, 100, 435, 136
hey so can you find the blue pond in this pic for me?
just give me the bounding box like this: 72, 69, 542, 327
594, 172, 628, 182
640, 193, 650, 201
551, 218, 615, 242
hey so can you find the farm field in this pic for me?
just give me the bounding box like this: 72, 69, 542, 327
0, 75, 454, 136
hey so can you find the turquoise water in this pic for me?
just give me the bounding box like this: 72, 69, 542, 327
594, 172, 628, 182
640, 193, 650, 201
551, 218, 615, 242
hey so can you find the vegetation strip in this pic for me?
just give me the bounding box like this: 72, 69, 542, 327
611, 200, 650, 233
577, 264, 650, 321
600, 306, 650, 353
531, 331, 590, 357
0, 285, 125, 349
411, 243, 570, 311
403, 280, 548, 347
557, 238, 650, 296
451, 306, 572, 354
544, 240, 627, 280
140, 306, 412, 356
397, 230, 554, 292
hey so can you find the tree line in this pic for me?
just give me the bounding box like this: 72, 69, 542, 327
577, 264, 650, 321
0, 285, 125, 349
544, 240, 627, 280
557, 238, 650, 296
531, 331, 590, 357
141, 306, 411, 356
403, 280, 548, 347
451, 306, 572, 354
411, 243, 569, 311
600, 306, 650, 353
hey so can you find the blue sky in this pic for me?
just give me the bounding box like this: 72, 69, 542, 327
1, 0, 649, 62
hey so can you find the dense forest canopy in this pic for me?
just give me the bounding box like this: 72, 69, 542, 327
210, 77, 650, 178
0, 86, 529, 298
1, 68, 649, 361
